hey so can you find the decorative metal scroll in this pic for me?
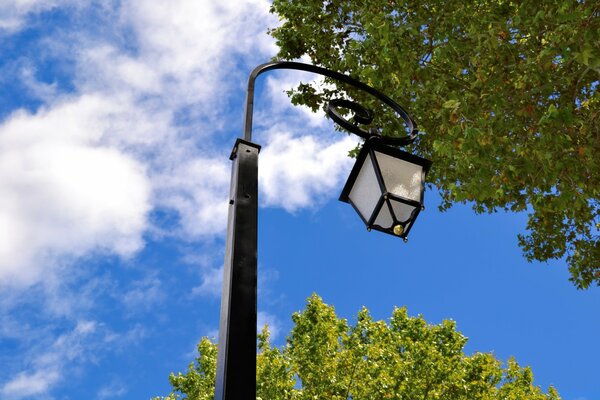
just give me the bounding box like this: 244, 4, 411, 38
243, 61, 418, 146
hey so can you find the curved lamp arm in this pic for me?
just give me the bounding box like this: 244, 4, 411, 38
242, 61, 418, 146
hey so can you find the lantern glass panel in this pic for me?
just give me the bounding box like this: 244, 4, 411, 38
374, 202, 394, 229
391, 199, 417, 223
348, 153, 381, 222
375, 151, 423, 202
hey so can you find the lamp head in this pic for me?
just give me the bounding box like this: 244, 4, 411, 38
339, 137, 432, 240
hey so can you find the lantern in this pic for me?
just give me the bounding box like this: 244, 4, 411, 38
339, 137, 432, 240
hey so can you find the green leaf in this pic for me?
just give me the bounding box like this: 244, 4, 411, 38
443, 99, 461, 109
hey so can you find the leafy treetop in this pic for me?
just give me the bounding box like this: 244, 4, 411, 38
153, 294, 559, 399
269, 0, 599, 288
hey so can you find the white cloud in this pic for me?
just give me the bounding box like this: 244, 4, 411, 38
264, 72, 330, 129
154, 156, 231, 238
0, 320, 97, 400
97, 382, 127, 399
192, 266, 224, 298
109, 0, 277, 112
20, 65, 60, 102
0, 0, 77, 33
0, 368, 61, 400
103, 323, 147, 352
121, 275, 164, 313
0, 96, 151, 288
260, 131, 359, 212
0, 319, 147, 400
76, 45, 164, 96
120, 0, 276, 68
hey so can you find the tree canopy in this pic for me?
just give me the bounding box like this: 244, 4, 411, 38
153, 294, 559, 399
268, 0, 599, 288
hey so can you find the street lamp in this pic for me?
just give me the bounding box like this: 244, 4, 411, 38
214, 61, 431, 400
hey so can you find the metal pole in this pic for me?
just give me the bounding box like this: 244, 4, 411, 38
214, 138, 260, 400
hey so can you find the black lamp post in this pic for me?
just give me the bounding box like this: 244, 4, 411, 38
214, 61, 431, 400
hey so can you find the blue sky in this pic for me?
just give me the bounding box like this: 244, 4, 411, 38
0, 2, 598, 400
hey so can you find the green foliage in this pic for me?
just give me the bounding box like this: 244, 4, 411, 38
268, 0, 600, 288
151, 338, 217, 400
154, 294, 559, 399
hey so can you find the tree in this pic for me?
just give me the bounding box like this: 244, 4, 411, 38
268, 0, 600, 288
153, 294, 559, 399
